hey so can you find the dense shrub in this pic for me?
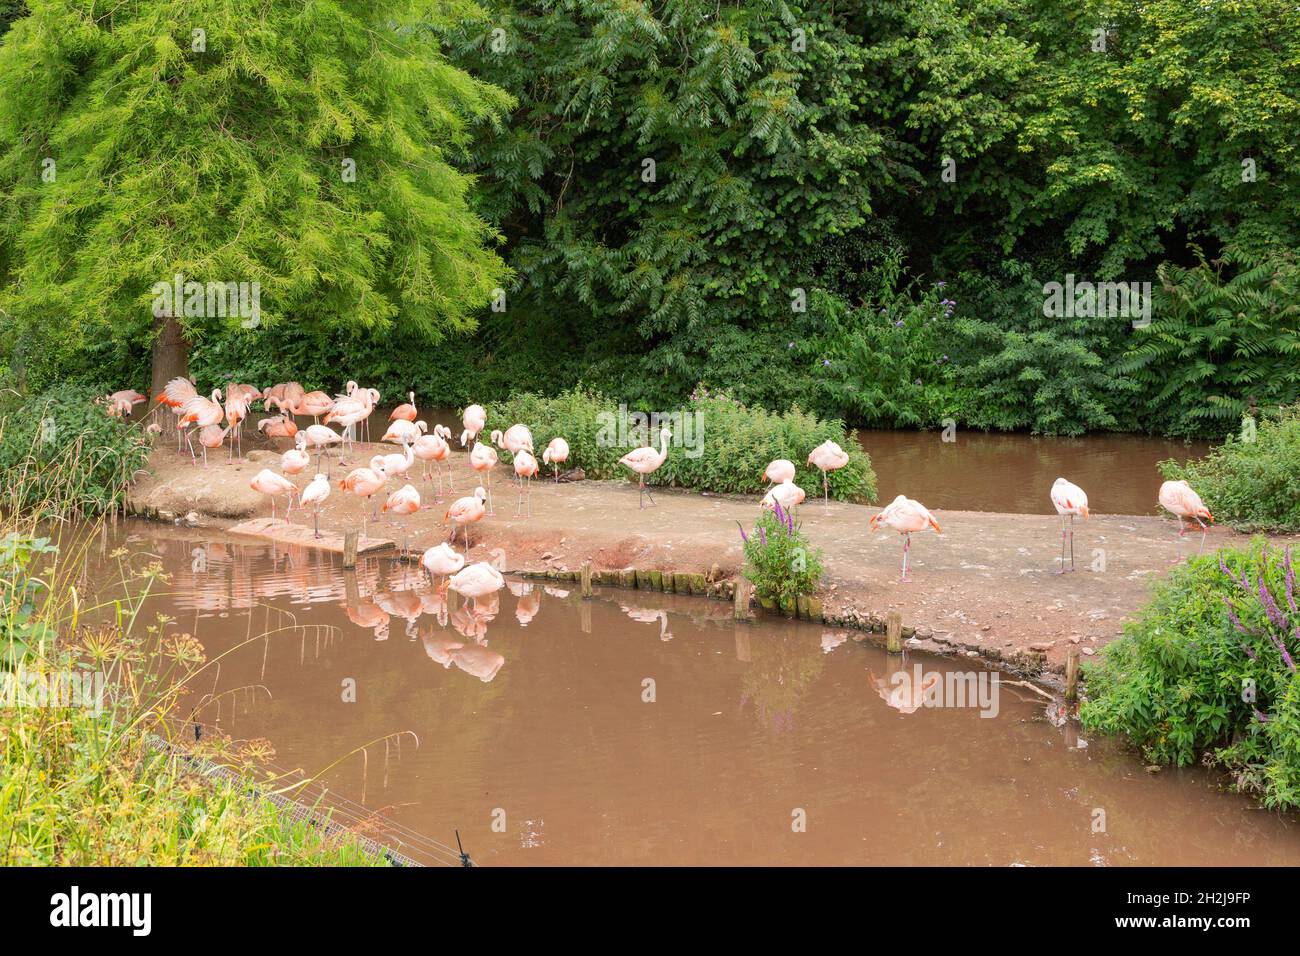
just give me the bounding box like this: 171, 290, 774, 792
484, 387, 876, 501
1159, 407, 1300, 532
740, 504, 825, 610
1081, 541, 1300, 810
0, 386, 151, 516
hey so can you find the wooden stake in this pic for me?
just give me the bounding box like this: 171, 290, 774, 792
734, 577, 753, 620
580, 560, 593, 599
342, 530, 359, 568
886, 610, 903, 654
1065, 645, 1081, 702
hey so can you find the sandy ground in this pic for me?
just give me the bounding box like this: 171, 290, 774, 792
128, 439, 1295, 673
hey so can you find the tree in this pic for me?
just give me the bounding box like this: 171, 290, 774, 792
0, 0, 511, 402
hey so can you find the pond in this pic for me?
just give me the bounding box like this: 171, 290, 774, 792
83, 522, 1299, 866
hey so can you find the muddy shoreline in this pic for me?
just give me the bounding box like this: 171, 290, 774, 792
125, 442, 1300, 693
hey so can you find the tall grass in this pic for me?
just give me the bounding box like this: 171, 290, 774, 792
0, 457, 383, 866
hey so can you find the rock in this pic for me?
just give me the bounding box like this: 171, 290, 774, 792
183, 511, 200, 525
1081, 647, 1095, 656
1029, 641, 1055, 651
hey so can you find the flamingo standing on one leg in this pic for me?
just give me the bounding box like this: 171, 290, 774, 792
513, 448, 539, 517
421, 542, 465, 584
870, 495, 942, 583
382, 483, 422, 555
300, 472, 331, 539
303, 424, 344, 468
413, 427, 452, 499
448, 560, 505, 613
249, 468, 297, 521
1159, 480, 1214, 554
619, 428, 671, 509
1049, 477, 1089, 573
543, 437, 569, 483
469, 442, 499, 516
461, 404, 486, 448
445, 486, 488, 553
339, 457, 388, 534
808, 440, 850, 507
177, 389, 224, 464
390, 391, 417, 422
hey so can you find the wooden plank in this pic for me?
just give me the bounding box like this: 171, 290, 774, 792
227, 517, 393, 554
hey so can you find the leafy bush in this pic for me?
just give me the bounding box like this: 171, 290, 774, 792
1119, 245, 1300, 439
1081, 540, 1300, 810
739, 503, 825, 609
1159, 407, 1300, 532
0, 385, 151, 516
484, 387, 876, 501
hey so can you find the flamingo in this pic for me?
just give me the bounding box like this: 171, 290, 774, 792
469, 442, 499, 516
870, 495, 942, 583
808, 440, 850, 507
106, 389, 147, 418
619, 427, 671, 509
257, 414, 298, 441
413, 427, 452, 499
300, 473, 331, 539
542, 437, 570, 482
339, 456, 389, 530
421, 542, 466, 581
293, 390, 334, 424
177, 389, 224, 464
445, 486, 488, 553
383, 419, 426, 445
493, 424, 534, 461
377, 442, 415, 483
390, 391, 417, 422
159, 377, 198, 452
324, 393, 370, 457
448, 561, 505, 612
513, 448, 539, 517
461, 404, 486, 447
249, 468, 297, 521
762, 459, 796, 488
1050, 477, 1090, 573
282, 432, 311, 475
382, 483, 422, 554
761, 478, 806, 514
224, 388, 252, 459
303, 424, 344, 468
1159, 480, 1214, 553
196, 423, 231, 467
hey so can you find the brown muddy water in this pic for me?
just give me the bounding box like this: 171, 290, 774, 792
85, 521, 1300, 866
397, 406, 1209, 516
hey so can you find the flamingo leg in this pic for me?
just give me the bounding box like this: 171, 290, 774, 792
1069, 514, 1076, 571
1195, 515, 1208, 555
313, 507, 321, 539
900, 533, 912, 583
1056, 516, 1067, 574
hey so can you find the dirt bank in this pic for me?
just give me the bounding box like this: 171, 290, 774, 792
127, 441, 1297, 679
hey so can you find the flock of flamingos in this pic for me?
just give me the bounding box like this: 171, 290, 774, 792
103, 378, 1219, 600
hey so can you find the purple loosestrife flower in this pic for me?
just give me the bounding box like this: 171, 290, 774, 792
1254, 708, 1270, 724
737, 521, 748, 543
759, 526, 767, 547
1243, 643, 1258, 660
1223, 597, 1250, 635
1285, 547, 1297, 613
773, 500, 785, 526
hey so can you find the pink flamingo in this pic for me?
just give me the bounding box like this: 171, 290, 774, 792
543, 437, 569, 482
762, 459, 796, 488
445, 486, 488, 553
1050, 477, 1090, 573
339, 456, 388, 531
421, 542, 465, 581
224, 388, 252, 459
257, 414, 298, 442
178, 389, 224, 464
870, 495, 942, 582
469, 442, 499, 516
461, 404, 486, 447
196, 423, 231, 467
383, 419, 426, 445
413, 427, 452, 499
303, 424, 344, 468
324, 392, 370, 457
382, 483, 422, 554
377, 442, 415, 482
493, 424, 534, 459
105, 389, 147, 418
281, 432, 311, 484
1159, 480, 1214, 553
293, 390, 334, 424
761, 479, 806, 514
808, 440, 850, 507
448, 561, 505, 612
249, 468, 297, 521
513, 448, 540, 517
390, 391, 417, 422
158, 377, 197, 451
619, 427, 671, 509
300, 473, 331, 539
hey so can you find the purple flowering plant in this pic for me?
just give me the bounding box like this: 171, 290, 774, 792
738, 500, 824, 607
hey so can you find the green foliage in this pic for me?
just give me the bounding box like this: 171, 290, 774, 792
0, 531, 56, 661
0, 385, 151, 516
740, 504, 824, 607
0, 0, 511, 364
1082, 540, 1300, 810
484, 387, 874, 500
1120, 245, 1300, 438
1160, 407, 1300, 532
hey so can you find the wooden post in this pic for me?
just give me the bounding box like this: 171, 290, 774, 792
734, 577, 752, 620
579, 601, 592, 634
886, 610, 903, 654
1065, 645, 1081, 702
343, 569, 360, 610
342, 530, 359, 569
580, 561, 593, 598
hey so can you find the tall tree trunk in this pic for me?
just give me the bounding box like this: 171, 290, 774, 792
150, 312, 189, 438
